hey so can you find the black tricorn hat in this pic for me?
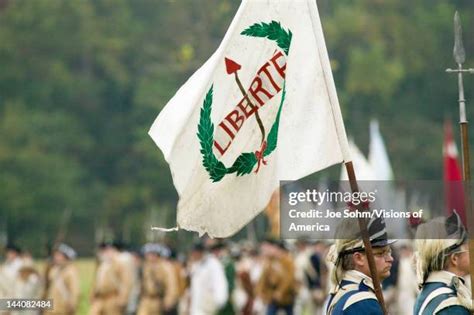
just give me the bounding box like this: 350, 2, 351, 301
339, 216, 396, 254
367, 216, 397, 248
263, 237, 287, 250
98, 240, 121, 250
209, 240, 228, 251
191, 242, 206, 252
6, 243, 21, 253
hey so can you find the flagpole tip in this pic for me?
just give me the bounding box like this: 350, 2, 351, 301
453, 10, 466, 65
454, 11, 461, 28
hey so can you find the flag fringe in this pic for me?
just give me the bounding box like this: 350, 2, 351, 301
151, 226, 179, 232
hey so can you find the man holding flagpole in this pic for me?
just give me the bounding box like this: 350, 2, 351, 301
325, 217, 395, 315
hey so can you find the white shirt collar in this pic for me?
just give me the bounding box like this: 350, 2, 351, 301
343, 269, 375, 290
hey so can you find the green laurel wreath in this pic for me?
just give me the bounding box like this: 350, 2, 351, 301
240, 21, 292, 55
197, 21, 291, 182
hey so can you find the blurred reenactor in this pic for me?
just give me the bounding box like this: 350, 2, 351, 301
43, 243, 80, 315
114, 241, 141, 315
163, 248, 187, 315
234, 245, 264, 315
306, 241, 329, 315
21, 250, 35, 267
414, 211, 471, 314
325, 217, 395, 315
137, 243, 178, 315
126, 249, 143, 315
89, 242, 133, 315
0, 244, 23, 295
0, 246, 41, 315
13, 259, 42, 315
394, 241, 417, 315
255, 239, 297, 315
293, 238, 311, 315
211, 241, 236, 315
17, 265, 41, 295
189, 242, 228, 315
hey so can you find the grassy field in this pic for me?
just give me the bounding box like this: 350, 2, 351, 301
38, 258, 96, 315
76, 259, 96, 315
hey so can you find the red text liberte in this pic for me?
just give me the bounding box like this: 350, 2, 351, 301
214, 51, 286, 156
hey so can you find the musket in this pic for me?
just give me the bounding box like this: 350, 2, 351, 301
0, 216, 7, 259
446, 11, 474, 303
41, 208, 72, 303
90, 223, 105, 302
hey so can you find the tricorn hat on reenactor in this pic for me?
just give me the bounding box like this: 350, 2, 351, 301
327, 216, 396, 287
141, 243, 163, 255
209, 240, 227, 251
331, 216, 396, 254
262, 237, 287, 250
6, 243, 21, 254
98, 240, 116, 249
191, 242, 206, 252
56, 243, 77, 260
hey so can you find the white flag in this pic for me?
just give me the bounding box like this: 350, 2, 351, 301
369, 119, 408, 237
149, 0, 350, 237
340, 140, 376, 181
369, 119, 394, 181
340, 120, 394, 182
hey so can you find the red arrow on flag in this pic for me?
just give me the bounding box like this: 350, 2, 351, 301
225, 57, 242, 74
223, 56, 267, 171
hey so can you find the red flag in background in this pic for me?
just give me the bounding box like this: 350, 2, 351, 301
444, 119, 466, 224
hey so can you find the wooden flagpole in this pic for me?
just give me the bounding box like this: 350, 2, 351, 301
446, 11, 474, 303
345, 161, 388, 315
307, 0, 387, 310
